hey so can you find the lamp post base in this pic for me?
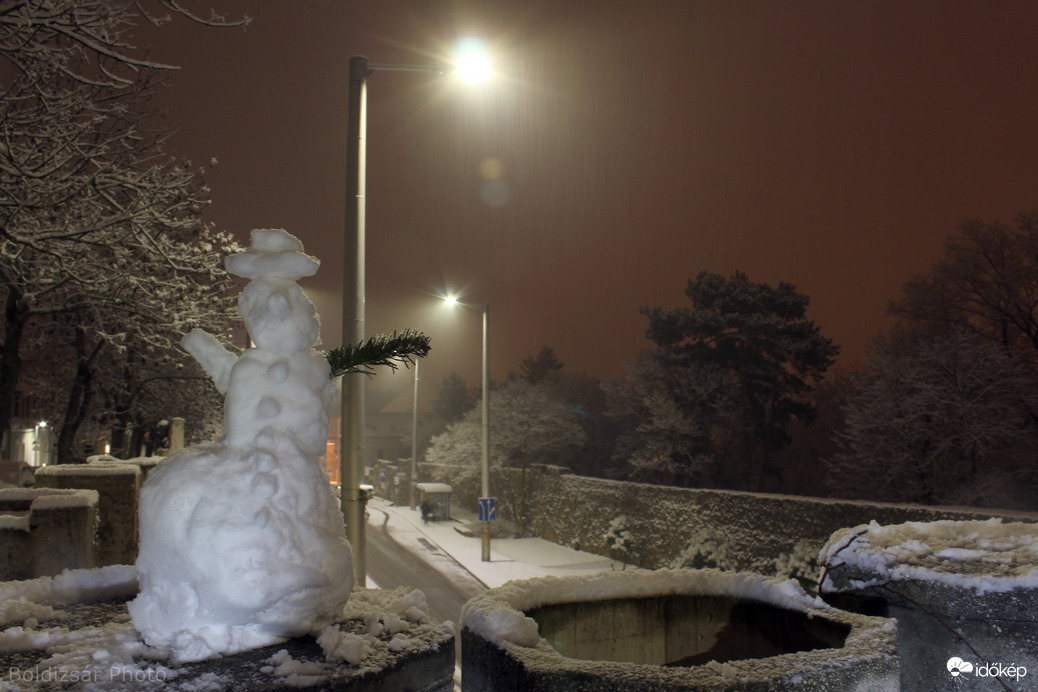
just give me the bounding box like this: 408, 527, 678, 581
481, 522, 491, 562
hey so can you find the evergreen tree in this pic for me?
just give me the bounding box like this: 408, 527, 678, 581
520, 346, 564, 384
639, 271, 839, 489
431, 372, 476, 425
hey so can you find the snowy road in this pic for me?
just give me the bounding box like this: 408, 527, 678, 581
365, 508, 486, 627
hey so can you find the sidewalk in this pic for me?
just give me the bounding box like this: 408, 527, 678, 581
365, 496, 621, 590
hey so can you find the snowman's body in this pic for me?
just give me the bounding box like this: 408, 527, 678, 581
129, 230, 353, 663
222, 346, 337, 457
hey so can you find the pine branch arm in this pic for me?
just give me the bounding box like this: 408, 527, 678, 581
326, 330, 431, 378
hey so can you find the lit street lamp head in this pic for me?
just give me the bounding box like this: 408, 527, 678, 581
453, 37, 492, 83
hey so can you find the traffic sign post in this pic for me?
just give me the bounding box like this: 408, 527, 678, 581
478, 497, 496, 562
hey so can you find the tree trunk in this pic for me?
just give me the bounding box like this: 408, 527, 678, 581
108, 405, 133, 458
0, 289, 28, 459
56, 330, 104, 462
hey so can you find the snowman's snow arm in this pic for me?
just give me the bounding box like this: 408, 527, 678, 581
182, 329, 236, 394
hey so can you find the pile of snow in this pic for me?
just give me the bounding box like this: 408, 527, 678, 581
260, 587, 451, 687
461, 568, 830, 649
128, 230, 353, 663
820, 518, 1038, 595
0, 566, 137, 628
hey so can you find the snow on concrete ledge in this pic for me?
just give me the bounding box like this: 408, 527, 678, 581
0, 514, 29, 531
0, 487, 99, 511
820, 518, 1038, 596
30, 489, 100, 511
35, 463, 141, 477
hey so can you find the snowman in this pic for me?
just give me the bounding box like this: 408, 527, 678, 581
129, 229, 353, 663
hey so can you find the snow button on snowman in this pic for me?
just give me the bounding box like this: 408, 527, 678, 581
129, 229, 353, 663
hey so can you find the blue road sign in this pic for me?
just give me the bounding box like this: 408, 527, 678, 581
478, 497, 496, 522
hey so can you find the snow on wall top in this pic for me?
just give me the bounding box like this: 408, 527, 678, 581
0, 514, 29, 531
820, 518, 1038, 595
35, 463, 140, 477
0, 487, 99, 509
29, 489, 100, 510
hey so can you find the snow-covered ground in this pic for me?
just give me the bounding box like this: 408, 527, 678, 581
366, 495, 622, 590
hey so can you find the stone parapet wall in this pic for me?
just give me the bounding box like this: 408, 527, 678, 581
0, 488, 99, 580
418, 462, 1037, 578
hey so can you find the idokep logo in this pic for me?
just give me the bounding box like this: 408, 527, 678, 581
947, 656, 1028, 683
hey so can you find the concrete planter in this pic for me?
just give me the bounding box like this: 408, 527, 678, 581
461, 569, 898, 691
820, 519, 1038, 692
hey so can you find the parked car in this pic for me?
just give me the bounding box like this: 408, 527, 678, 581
0, 460, 35, 488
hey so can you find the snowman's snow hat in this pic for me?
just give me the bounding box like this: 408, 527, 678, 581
226, 229, 320, 280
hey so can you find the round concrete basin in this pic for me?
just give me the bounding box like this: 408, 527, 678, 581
461, 568, 898, 691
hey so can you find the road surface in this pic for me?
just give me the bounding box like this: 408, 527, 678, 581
364, 508, 486, 627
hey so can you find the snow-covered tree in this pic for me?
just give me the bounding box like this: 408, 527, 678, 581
426, 380, 586, 535
890, 212, 1038, 370
828, 329, 1038, 510
0, 1, 246, 456
602, 353, 720, 487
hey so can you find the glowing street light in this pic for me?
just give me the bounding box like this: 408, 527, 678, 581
342, 44, 492, 584
443, 294, 492, 562
453, 38, 493, 83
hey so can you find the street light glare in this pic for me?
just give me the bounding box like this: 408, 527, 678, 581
453, 38, 492, 82
444, 295, 459, 307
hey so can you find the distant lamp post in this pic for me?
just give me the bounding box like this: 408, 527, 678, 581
342, 45, 492, 585
444, 295, 492, 561
33, 421, 49, 467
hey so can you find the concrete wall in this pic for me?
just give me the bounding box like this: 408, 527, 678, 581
35, 462, 141, 566
0, 488, 99, 580
419, 463, 1037, 580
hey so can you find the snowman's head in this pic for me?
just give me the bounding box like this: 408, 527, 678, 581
239, 277, 320, 355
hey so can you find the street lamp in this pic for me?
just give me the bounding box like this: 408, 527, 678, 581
444, 295, 492, 561
342, 47, 491, 585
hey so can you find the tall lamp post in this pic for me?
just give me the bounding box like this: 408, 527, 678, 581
342, 47, 492, 585
409, 358, 419, 511
445, 296, 493, 561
